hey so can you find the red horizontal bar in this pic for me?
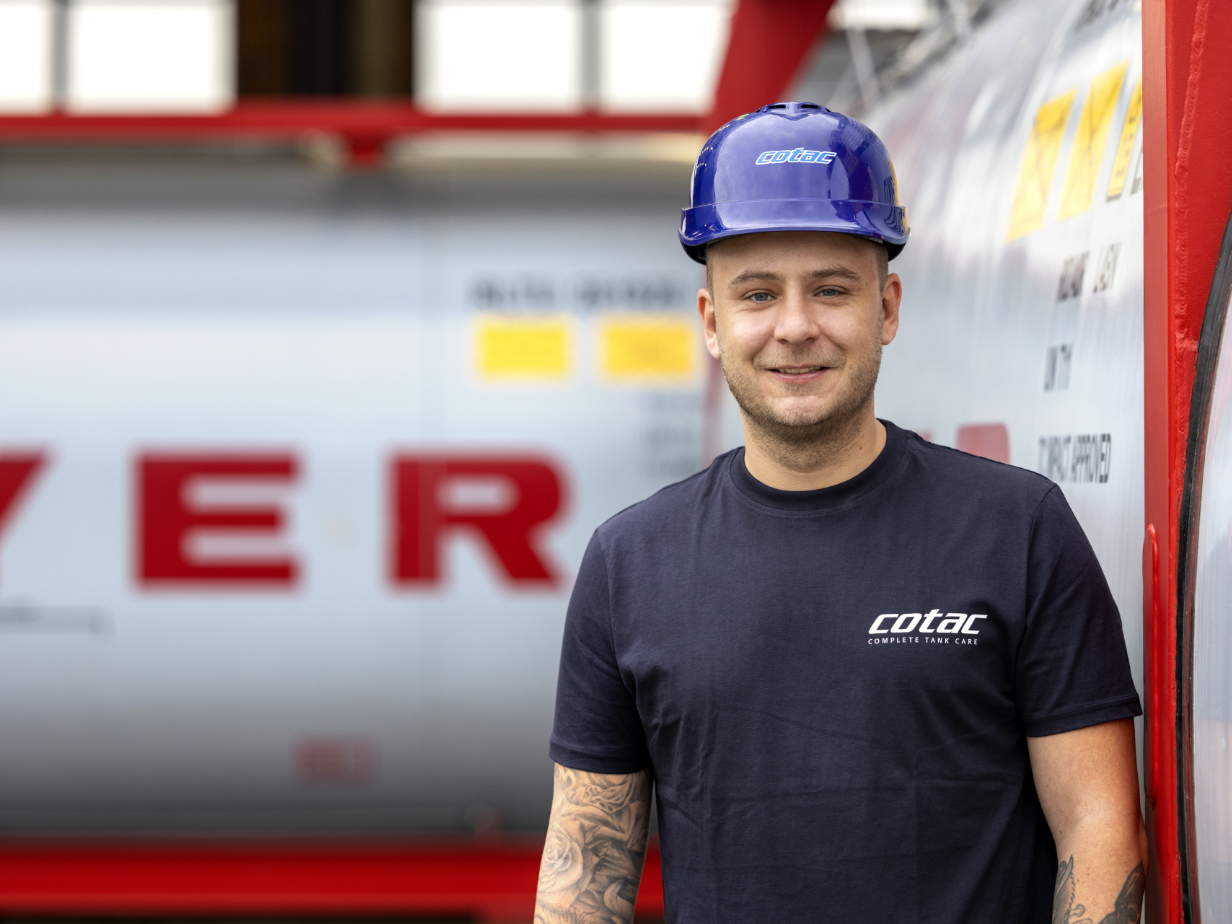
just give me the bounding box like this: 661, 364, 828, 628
0, 100, 704, 142
0, 838, 664, 922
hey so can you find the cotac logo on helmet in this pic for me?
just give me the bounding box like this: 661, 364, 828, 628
755, 148, 837, 165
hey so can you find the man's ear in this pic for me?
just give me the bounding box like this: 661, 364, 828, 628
881, 273, 903, 346
698, 287, 721, 360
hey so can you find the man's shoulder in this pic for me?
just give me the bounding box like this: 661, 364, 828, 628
898, 427, 1057, 511
594, 451, 732, 545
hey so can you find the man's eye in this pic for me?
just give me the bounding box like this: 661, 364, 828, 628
819, 287, 841, 297
750, 292, 773, 303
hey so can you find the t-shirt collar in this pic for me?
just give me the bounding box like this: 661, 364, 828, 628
726, 419, 906, 513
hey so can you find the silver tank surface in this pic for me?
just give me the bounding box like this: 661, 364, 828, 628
0, 162, 705, 834
865, 0, 1146, 703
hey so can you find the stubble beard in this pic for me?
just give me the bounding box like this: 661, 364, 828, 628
720, 338, 883, 471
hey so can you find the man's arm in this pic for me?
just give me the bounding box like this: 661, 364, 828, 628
1028, 718, 1148, 924
534, 762, 652, 924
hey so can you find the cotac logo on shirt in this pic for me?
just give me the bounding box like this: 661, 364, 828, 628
755, 148, 837, 165
867, 609, 986, 646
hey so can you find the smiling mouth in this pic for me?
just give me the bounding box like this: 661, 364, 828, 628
769, 366, 828, 375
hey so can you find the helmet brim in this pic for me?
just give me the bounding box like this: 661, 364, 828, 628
679, 198, 908, 264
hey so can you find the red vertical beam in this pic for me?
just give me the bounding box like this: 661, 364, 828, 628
705, 0, 836, 134
1142, 0, 1232, 921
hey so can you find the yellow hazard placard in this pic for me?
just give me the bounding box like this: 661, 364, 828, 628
600, 317, 696, 382
1057, 62, 1128, 220
475, 315, 570, 380
1106, 76, 1142, 200
1007, 89, 1076, 240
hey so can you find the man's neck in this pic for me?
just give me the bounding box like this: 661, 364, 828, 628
741, 409, 886, 491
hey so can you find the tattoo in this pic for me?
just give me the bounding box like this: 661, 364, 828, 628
1053, 855, 1083, 924
1096, 863, 1145, 924
1052, 855, 1144, 924
534, 764, 652, 924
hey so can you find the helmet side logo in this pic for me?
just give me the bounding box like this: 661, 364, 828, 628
755, 148, 837, 165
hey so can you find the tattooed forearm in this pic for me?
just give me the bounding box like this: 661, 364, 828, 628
534, 763, 652, 924
1052, 855, 1144, 924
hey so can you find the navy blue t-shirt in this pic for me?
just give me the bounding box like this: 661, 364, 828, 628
549, 421, 1141, 924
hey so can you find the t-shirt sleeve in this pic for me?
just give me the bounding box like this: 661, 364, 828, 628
1016, 485, 1142, 737
549, 531, 650, 773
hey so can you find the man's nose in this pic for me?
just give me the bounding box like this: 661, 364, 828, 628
774, 289, 822, 343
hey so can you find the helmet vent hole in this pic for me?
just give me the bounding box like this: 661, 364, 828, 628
766, 104, 787, 110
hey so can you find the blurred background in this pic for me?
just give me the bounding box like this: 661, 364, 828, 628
0, 0, 970, 121
0, 0, 1179, 922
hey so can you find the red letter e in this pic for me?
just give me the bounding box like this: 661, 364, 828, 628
138, 453, 299, 587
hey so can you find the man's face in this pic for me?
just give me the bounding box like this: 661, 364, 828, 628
699, 231, 902, 443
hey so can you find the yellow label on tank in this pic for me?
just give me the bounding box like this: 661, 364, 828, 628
476, 316, 570, 379
1057, 62, 1128, 220
1007, 90, 1076, 240
1107, 76, 1143, 200
600, 317, 696, 381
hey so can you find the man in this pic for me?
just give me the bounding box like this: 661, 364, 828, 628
534, 103, 1145, 924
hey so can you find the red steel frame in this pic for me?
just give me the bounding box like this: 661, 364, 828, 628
0, 1, 836, 919
1142, 0, 1232, 921
0, 103, 706, 167
706, 0, 836, 132
0, 839, 663, 922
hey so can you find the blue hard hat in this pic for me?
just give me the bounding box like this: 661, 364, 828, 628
680, 102, 909, 264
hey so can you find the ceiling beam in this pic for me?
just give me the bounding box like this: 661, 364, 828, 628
0, 103, 705, 167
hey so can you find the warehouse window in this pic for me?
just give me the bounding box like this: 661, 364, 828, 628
0, 0, 55, 113
598, 0, 730, 113
68, 0, 235, 113
415, 0, 583, 112
0, 0, 739, 113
